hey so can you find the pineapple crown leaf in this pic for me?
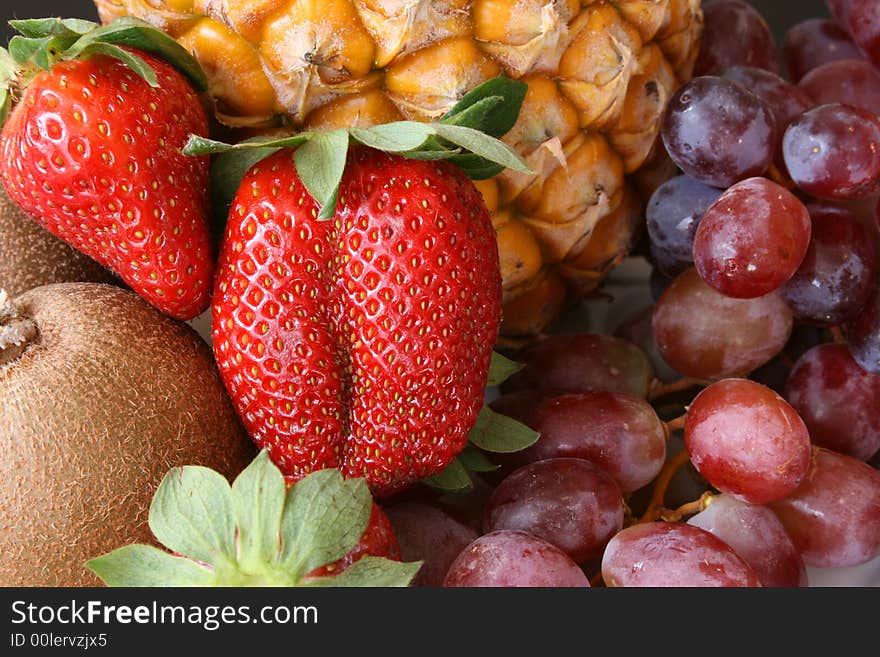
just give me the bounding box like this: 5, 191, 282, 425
187, 76, 532, 221
1, 16, 207, 112
86, 451, 421, 587
423, 353, 538, 494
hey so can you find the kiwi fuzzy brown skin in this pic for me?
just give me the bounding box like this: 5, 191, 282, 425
0, 186, 119, 298
0, 283, 256, 586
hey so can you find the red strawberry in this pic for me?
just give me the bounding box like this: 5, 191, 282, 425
308, 503, 401, 579
212, 146, 502, 495
0, 26, 213, 320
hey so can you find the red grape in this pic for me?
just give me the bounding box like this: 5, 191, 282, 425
828, 0, 854, 26
385, 502, 479, 587
693, 178, 811, 299
522, 392, 667, 493
783, 19, 862, 82
720, 66, 813, 132
848, 0, 880, 68
845, 283, 880, 375
798, 59, 880, 114
780, 204, 876, 325
502, 334, 654, 399
685, 379, 812, 504
646, 175, 723, 278
614, 305, 681, 384
662, 76, 776, 188
653, 268, 793, 380
785, 343, 880, 461
484, 458, 624, 563
783, 103, 880, 200
770, 448, 880, 568
601, 522, 762, 587
488, 388, 547, 427
444, 530, 590, 587
688, 495, 807, 587
695, 0, 779, 76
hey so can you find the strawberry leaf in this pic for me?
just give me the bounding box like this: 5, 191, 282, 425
279, 469, 372, 578
468, 405, 540, 453
85, 545, 215, 587
148, 465, 237, 567
230, 451, 286, 571
87, 453, 419, 587
446, 155, 504, 181
442, 76, 528, 138
349, 122, 435, 152
458, 445, 501, 473
303, 556, 421, 588
0, 48, 14, 125
434, 124, 530, 174
423, 458, 474, 493
8, 36, 57, 70
73, 42, 159, 87
294, 129, 350, 220
185, 133, 313, 155
64, 17, 208, 91
487, 351, 523, 387
440, 95, 505, 131
209, 141, 281, 238
9, 18, 97, 39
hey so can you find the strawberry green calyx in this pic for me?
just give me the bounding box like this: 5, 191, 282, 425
86, 451, 420, 587
0, 48, 15, 125
1, 16, 206, 120
187, 76, 532, 220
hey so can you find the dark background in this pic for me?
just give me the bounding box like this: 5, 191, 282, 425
0, 1, 832, 44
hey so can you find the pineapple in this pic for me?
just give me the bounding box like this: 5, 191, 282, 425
94, 0, 703, 342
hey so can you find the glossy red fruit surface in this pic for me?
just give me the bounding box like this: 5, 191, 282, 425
213, 147, 501, 495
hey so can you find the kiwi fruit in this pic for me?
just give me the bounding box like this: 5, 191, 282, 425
0, 283, 255, 586
0, 186, 119, 297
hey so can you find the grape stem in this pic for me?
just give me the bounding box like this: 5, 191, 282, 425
648, 377, 708, 401
657, 491, 715, 522
636, 448, 692, 524
664, 414, 686, 435
829, 325, 846, 344
766, 163, 794, 189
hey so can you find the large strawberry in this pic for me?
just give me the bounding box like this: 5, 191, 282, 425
197, 81, 533, 495
0, 18, 213, 320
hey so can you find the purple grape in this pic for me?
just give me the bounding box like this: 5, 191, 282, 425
695, 0, 779, 76
689, 495, 807, 587
848, 0, 880, 68
662, 76, 776, 188
770, 447, 880, 568
444, 530, 590, 587
720, 66, 813, 133
783, 18, 863, 82
602, 522, 762, 587
846, 284, 880, 375
484, 458, 624, 563
782, 103, 880, 200
502, 334, 654, 399
785, 343, 880, 461
523, 392, 667, 493
799, 59, 880, 115
780, 204, 876, 326
385, 502, 479, 587
646, 175, 723, 278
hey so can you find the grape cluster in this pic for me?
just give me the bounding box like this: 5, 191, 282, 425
381, 0, 880, 587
